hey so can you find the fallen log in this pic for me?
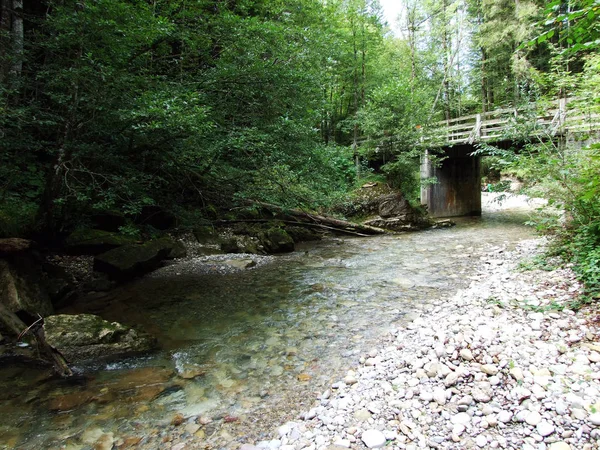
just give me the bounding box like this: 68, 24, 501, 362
0, 303, 73, 377
246, 201, 387, 236
216, 219, 373, 237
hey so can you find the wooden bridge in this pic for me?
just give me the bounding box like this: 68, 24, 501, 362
426, 97, 600, 147
418, 98, 600, 217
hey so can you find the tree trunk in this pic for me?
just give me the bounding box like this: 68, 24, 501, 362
246, 201, 387, 236
10, 0, 22, 77
481, 47, 488, 112
352, 17, 360, 179
0, 0, 11, 83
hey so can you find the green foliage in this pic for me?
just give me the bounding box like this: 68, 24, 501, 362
528, 0, 600, 54
381, 158, 422, 206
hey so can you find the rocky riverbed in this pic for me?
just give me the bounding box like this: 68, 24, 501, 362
239, 237, 600, 450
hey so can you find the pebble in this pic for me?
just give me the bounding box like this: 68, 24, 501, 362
536, 421, 555, 437
253, 237, 598, 450
361, 429, 386, 448
525, 411, 542, 426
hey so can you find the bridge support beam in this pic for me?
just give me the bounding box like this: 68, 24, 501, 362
420, 146, 481, 218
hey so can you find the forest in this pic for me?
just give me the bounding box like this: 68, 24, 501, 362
0, 0, 599, 296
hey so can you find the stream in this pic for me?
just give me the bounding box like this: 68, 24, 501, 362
0, 198, 538, 449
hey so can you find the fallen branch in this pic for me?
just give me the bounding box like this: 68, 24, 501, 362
216, 219, 373, 237
0, 303, 73, 377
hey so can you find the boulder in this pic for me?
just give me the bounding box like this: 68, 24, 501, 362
378, 193, 413, 218
285, 226, 322, 243
220, 236, 262, 254
0, 256, 54, 318
193, 226, 219, 244
0, 238, 35, 255
65, 229, 138, 255
260, 228, 294, 253
93, 238, 176, 279
165, 238, 187, 259
44, 314, 157, 362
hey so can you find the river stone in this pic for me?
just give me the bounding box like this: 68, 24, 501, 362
0, 238, 35, 255
481, 364, 499, 375
361, 429, 386, 448
537, 421, 555, 436
451, 413, 471, 425
45, 314, 157, 362
259, 229, 294, 254
475, 434, 488, 447
549, 443, 571, 450
460, 348, 474, 361
510, 367, 524, 381
354, 409, 372, 421
589, 413, 600, 426
93, 238, 176, 279
525, 411, 542, 426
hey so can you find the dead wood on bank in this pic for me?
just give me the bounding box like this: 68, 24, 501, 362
0, 303, 73, 377
235, 201, 387, 236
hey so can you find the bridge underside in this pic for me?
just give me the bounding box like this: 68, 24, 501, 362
421, 145, 481, 218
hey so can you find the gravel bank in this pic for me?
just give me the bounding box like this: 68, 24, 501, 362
243, 237, 600, 450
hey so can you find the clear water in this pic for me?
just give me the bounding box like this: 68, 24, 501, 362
0, 207, 536, 449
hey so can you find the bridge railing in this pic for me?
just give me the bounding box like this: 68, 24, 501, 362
425, 97, 600, 146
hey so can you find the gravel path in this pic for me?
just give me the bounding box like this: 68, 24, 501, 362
241, 237, 600, 450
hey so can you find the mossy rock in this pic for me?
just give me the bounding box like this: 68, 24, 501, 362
285, 226, 322, 243
259, 228, 294, 253
165, 238, 187, 259
193, 226, 219, 244
65, 229, 138, 255
93, 238, 176, 279
220, 236, 262, 254
45, 314, 157, 362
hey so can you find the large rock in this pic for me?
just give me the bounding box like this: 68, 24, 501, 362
93, 238, 176, 279
0, 238, 35, 255
285, 226, 322, 243
260, 228, 294, 253
378, 193, 414, 218
45, 314, 157, 362
65, 229, 138, 255
220, 236, 262, 254
0, 256, 54, 318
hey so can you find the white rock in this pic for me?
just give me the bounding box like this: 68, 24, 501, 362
481, 364, 499, 375
589, 413, 600, 426
525, 411, 542, 426
333, 438, 351, 448
451, 413, 471, 425
475, 434, 488, 447
433, 388, 447, 405
361, 429, 387, 448
444, 372, 460, 387
460, 349, 474, 361
536, 421, 555, 437
497, 411, 513, 423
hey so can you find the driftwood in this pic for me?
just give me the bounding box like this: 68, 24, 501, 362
0, 303, 73, 377
245, 201, 387, 236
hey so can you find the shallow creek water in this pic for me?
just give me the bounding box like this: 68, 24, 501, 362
0, 203, 537, 449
